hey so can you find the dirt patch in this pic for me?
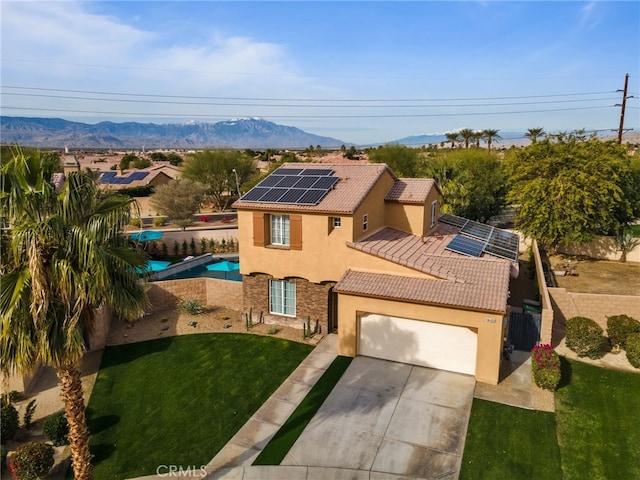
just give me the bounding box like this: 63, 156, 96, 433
548, 255, 640, 295
107, 307, 318, 346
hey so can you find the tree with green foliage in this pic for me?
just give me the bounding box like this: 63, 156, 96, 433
505, 132, 640, 252
1, 151, 148, 480
445, 131, 461, 148
166, 152, 183, 166
482, 129, 502, 152
458, 128, 476, 149
149, 152, 168, 162
424, 149, 506, 222
368, 144, 422, 177
150, 179, 206, 230
132, 157, 151, 169
524, 127, 545, 144
279, 151, 300, 163
181, 150, 255, 210
118, 153, 139, 170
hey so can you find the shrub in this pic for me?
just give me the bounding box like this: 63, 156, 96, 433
267, 326, 279, 335
1, 402, 19, 442
626, 333, 640, 369
531, 344, 561, 390
43, 410, 69, 446
1, 444, 7, 473
129, 218, 142, 227
607, 315, 640, 350
8, 441, 54, 480
566, 316, 604, 359
178, 299, 205, 316
153, 216, 167, 227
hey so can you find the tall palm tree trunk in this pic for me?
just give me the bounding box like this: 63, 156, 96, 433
57, 361, 94, 480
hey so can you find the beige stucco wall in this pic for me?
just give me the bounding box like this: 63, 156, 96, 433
337, 293, 506, 385
238, 209, 439, 284
352, 173, 396, 242
559, 236, 640, 263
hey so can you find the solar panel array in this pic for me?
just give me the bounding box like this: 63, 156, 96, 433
440, 213, 520, 262
240, 168, 339, 206
99, 171, 149, 185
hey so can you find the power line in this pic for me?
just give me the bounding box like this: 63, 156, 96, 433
0, 91, 619, 108
0, 85, 617, 103
0, 104, 615, 119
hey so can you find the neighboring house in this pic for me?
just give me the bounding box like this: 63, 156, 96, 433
95, 168, 175, 190
233, 163, 518, 384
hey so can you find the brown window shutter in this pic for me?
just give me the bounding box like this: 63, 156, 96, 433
290, 214, 302, 250
253, 212, 265, 247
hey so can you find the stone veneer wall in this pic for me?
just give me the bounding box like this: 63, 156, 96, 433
548, 288, 640, 343
146, 278, 243, 313
243, 273, 335, 332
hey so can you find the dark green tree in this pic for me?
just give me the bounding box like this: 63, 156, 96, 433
181, 150, 255, 210
166, 152, 183, 166
149, 152, 168, 162
524, 127, 545, 144
505, 132, 640, 252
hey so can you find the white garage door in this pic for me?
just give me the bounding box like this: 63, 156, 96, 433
359, 313, 477, 375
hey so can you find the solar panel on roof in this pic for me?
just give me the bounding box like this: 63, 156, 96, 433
297, 189, 326, 205
312, 176, 340, 190
438, 213, 468, 228
484, 244, 519, 262
460, 221, 494, 241
258, 175, 284, 187
301, 168, 333, 176
275, 176, 302, 188
240, 187, 270, 201
100, 171, 116, 179
445, 234, 485, 257
259, 188, 288, 202
275, 168, 304, 175
276, 188, 307, 203
292, 176, 321, 188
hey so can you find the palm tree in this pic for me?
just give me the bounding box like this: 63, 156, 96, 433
525, 127, 545, 144
1, 150, 149, 480
444, 131, 461, 148
482, 129, 502, 152
458, 128, 476, 149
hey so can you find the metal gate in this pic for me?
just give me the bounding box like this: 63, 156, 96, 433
509, 312, 541, 351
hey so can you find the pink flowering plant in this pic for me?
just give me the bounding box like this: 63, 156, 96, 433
531, 344, 561, 391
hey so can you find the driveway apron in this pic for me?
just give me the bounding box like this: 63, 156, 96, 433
281, 356, 475, 479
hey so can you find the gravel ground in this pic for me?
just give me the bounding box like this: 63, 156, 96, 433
106, 307, 318, 346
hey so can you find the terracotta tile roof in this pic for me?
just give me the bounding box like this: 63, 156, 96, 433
335, 268, 510, 313
342, 224, 514, 313
232, 163, 396, 214
384, 178, 438, 204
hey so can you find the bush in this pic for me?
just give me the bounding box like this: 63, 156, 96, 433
129, 218, 142, 227
531, 344, 561, 390
1, 402, 19, 442
178, 299, 205, 316
152, 216, 167, 227
8, 441, 54, 480
566, 316, 604, 359
1, 444, 7, 473
626, 333, 640, 369
607, 315, 640, 350
43, 410, 69, 446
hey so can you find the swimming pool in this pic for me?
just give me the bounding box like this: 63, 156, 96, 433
156, 256, 241, 282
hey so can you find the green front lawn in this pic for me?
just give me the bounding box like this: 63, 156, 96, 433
460, 399, 561, 480
461, 358, 640, 480
85, 334, 313, 479
555, 358, 640, 480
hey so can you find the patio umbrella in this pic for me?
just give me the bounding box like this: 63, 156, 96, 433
130, 230, 164, 242
135, 260, 171, 274
206, 260, 240, 279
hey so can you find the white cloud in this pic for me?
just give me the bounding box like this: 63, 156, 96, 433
579, 1, 600, 30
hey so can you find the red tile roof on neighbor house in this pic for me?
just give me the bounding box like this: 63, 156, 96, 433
384, 178, 439, 204
233, 163, 396, 214
340, 222, 514, 313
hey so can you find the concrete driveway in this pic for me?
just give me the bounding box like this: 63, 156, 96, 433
280, 357, 475, 479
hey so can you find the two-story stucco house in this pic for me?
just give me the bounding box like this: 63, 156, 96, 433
233, 163, 517, 384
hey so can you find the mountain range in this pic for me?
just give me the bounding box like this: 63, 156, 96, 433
0, 116, 348, 150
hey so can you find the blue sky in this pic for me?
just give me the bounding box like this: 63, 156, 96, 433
2, 1, 638, 144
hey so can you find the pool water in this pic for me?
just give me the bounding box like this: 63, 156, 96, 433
161, 259, 242, 281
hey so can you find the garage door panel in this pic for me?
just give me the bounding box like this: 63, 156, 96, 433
359, 314, 477, 376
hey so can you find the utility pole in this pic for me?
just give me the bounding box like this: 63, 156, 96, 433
617, 73, 629, 144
